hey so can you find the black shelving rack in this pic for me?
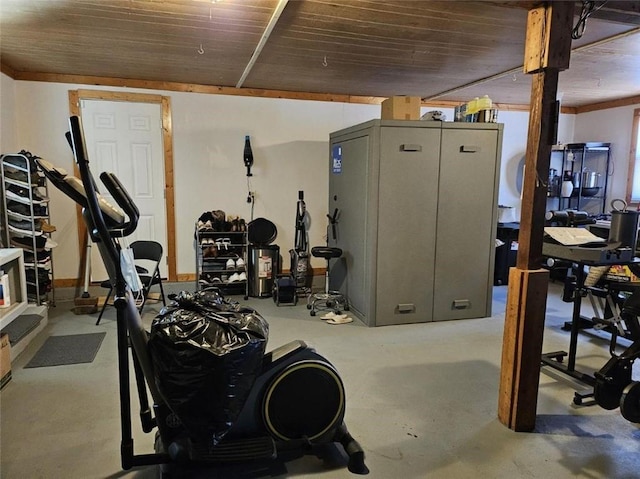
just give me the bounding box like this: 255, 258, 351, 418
548, 142, 612, 216
194, 225, 249, 300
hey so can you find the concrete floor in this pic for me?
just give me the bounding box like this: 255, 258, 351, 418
1, 281, 639, 478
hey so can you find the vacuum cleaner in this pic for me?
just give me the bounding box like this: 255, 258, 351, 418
273, 191, 310, 306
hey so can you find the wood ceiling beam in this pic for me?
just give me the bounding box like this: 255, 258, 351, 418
590, 1, 640, 25
0, 62, 17, 78
576, 93, 640, 114
236, 0, 289, 89
423, 26, 640, 102
487, 0, 640, 24
482, 1, 544, 9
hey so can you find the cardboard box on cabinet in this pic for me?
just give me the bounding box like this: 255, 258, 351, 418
381, 96, 421, 120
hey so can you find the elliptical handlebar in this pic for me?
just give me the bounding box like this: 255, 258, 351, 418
99, 171, 140, 234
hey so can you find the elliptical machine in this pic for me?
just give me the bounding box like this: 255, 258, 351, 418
44, 116, 368, 477
594, 277, 640, 423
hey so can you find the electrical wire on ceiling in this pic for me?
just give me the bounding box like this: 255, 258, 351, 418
572, 1, 608, 40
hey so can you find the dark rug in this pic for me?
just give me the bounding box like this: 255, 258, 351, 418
2, 314, 43, 345
25, 332, 106, 368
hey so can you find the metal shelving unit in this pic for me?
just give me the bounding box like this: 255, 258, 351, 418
549, 142, 611, 216
1, 152, 55, 306
195, 225, 249, 299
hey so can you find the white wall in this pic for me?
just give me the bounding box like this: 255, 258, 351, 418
12, 82, 86, 280
496, 110, 576, 222
0, 73, 17, 152
573, 105, 638, 206
3, 76, 611, 282
5, 80, 407, 280
170, 93, 382, 277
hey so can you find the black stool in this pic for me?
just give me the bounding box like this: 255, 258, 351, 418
307, 246, 348, 316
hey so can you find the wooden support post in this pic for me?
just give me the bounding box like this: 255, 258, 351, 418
498, 267, 549, 430
516, 68, 559, 270
498, 1, 574, 432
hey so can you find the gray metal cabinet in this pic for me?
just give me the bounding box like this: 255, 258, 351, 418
328, 120, 503, 326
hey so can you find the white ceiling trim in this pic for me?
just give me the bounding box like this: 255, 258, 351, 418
236, 0, 289, 89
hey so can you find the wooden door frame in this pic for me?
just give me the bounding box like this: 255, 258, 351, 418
68, 89, 177, 282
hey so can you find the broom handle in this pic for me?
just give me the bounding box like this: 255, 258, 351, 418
82, 232, 92, 297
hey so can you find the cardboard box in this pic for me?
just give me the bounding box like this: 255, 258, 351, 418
381, 96, 421, 120
604, 265, 640, 283
1, 333, 11, 390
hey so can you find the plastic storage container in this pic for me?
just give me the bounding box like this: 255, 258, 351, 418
0, 270, 10, 308
477, 95, 492, 111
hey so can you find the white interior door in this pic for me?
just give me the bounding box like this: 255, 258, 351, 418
80, 100, 167, 282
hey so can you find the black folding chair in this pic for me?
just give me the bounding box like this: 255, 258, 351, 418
96, 240, 166, 325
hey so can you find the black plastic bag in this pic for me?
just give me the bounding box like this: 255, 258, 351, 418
148, 289, 269, 445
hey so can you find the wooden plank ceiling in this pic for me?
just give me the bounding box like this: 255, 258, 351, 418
1, 0, 639, 109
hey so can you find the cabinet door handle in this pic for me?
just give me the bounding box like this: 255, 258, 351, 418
400, 144, 422, 152
460, 145, 480, 153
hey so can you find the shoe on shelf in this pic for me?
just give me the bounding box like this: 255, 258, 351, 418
7, 200, 47, 217
228, 273, 241, 283
237, 272, 247, 282
203, 245, 218, 258
199, 274, 223, 287
39, 221, 57, 233
197, 220, 214, 232
11, 235, 46, 250
8, 224, 43, 236
6, 185, 49, 203
3, 153, 37, 172
8, 219, 43, 236
4, 169, 40, 186
236, 257, 245, 269
215, 238, 231, 250
23, 250, 51, 263
226, 258, 235, 270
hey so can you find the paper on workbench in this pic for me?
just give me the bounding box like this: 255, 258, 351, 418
544, 227, 607, 246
